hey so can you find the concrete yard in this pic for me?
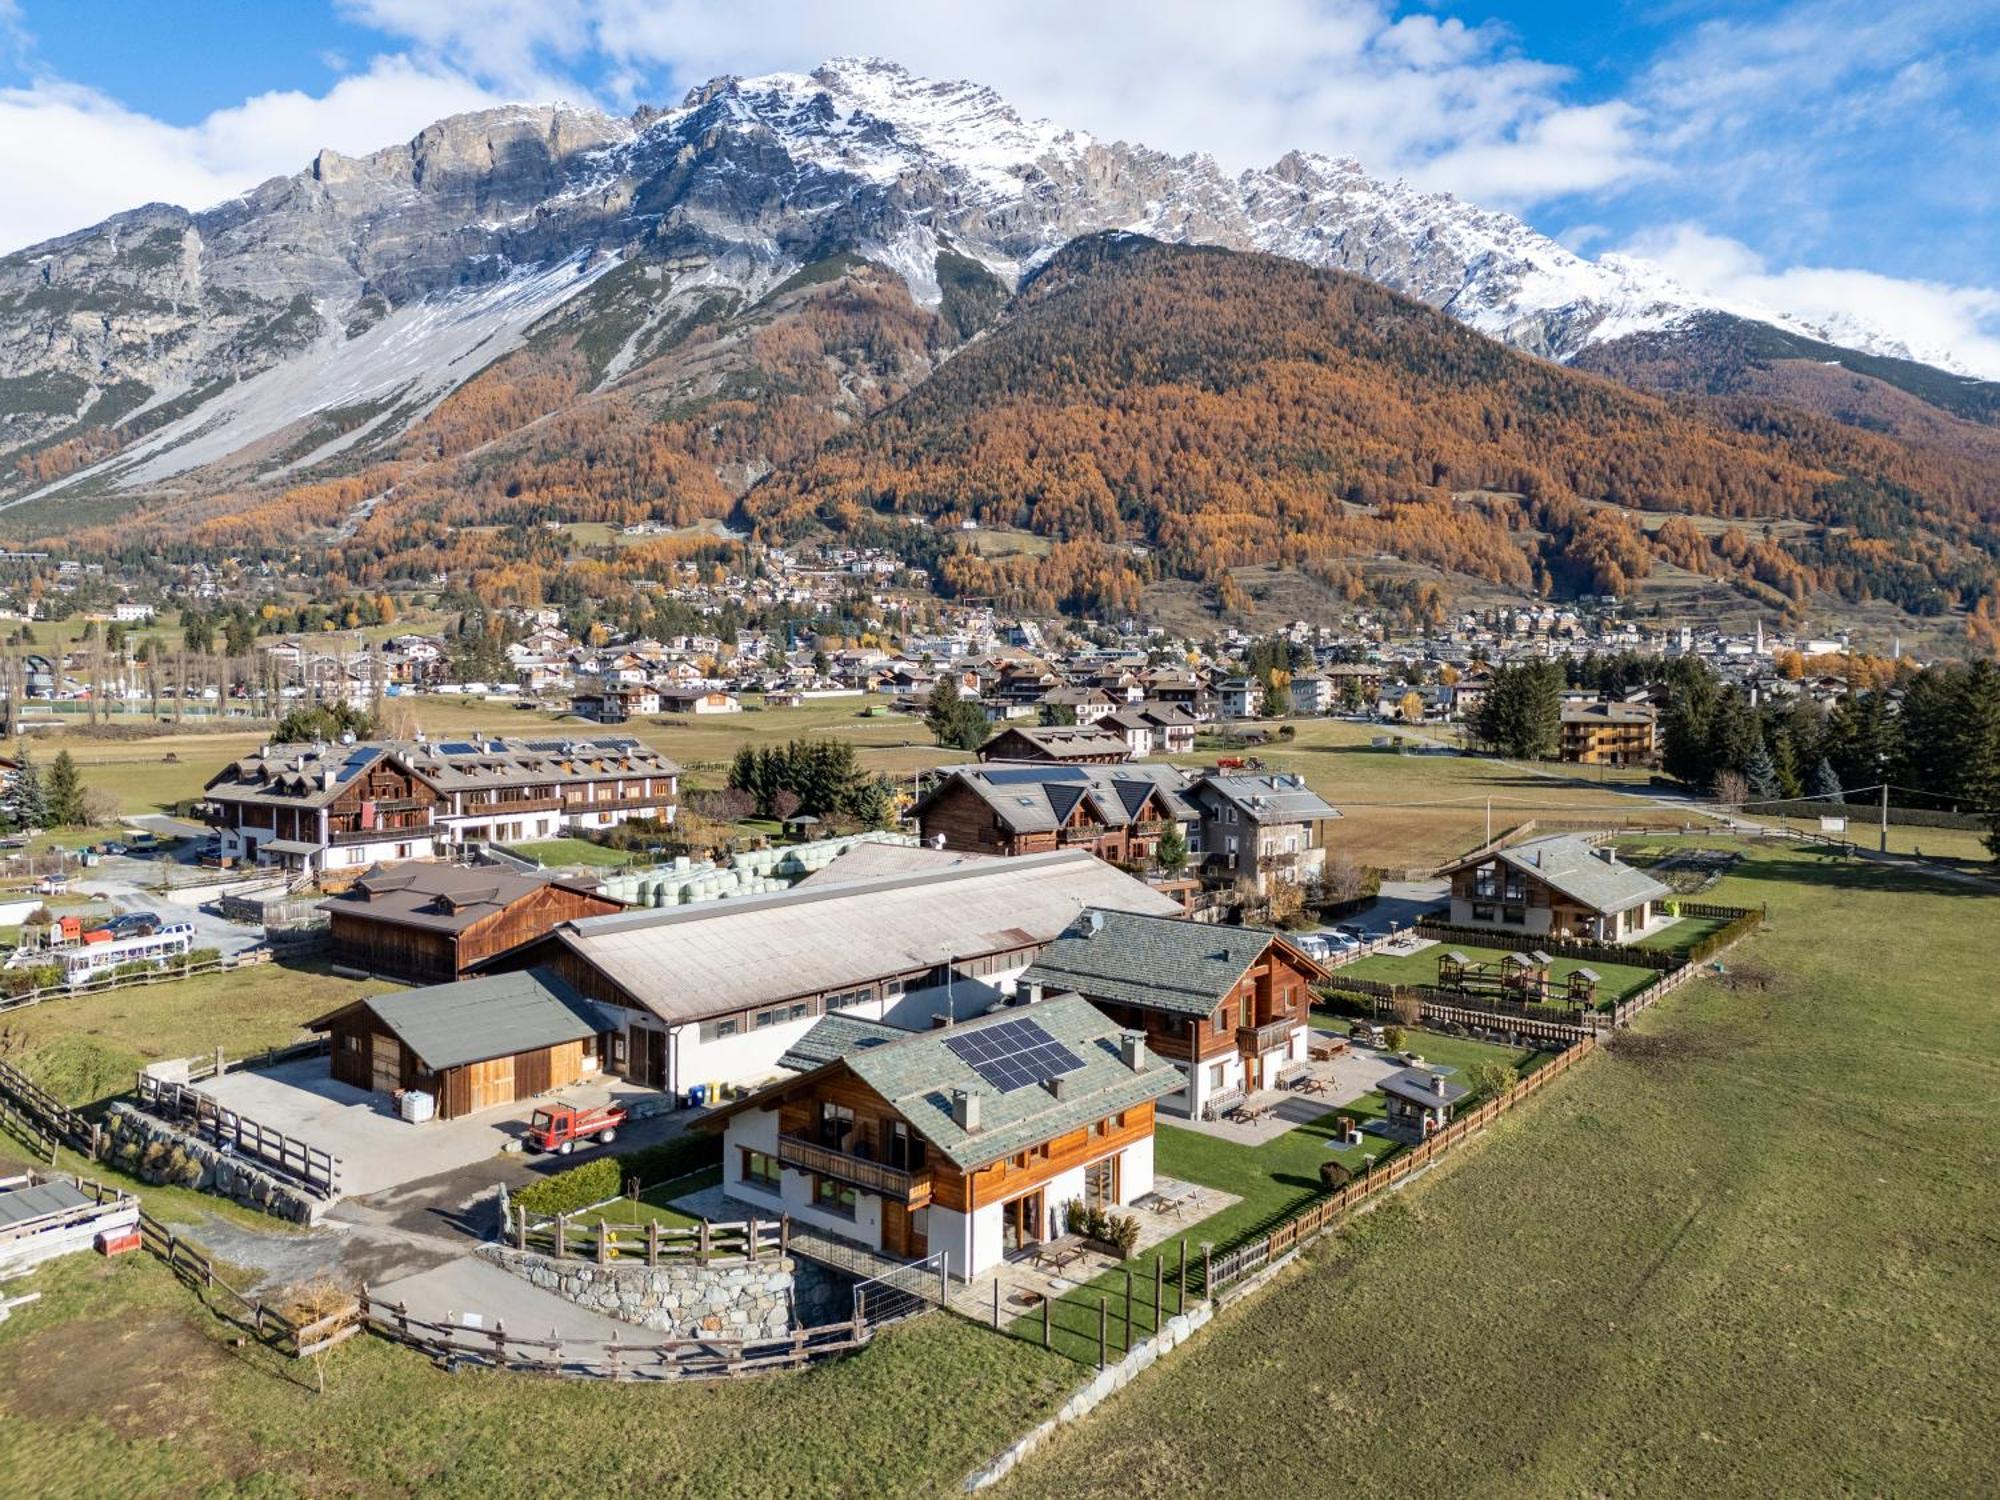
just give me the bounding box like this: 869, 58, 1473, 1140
197, 1057, 671, 1198
1167, 1046, 1406, 1148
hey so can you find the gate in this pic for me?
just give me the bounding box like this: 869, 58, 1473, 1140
852, 1250, 948, 1327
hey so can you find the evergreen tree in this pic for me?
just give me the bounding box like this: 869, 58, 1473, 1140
852, 776, 899, 831
1808, 757, 1844, 804
6, 745, 45, 830
1745, 742, 1781, 803
923, 680, 988, 752
1155, 821, 1189, 874
1473, 662, 1561, 758
44, 750, 84, 828
1704, 687, 1761, 780
1660, 657, 1719, 785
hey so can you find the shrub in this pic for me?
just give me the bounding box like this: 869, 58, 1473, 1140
513, 1156, 622, 1220
1062, 1197, 1087, 1235
1108, 1212, 1141, 1257
512, 1132, 724, 1221
1382, 1025, 1406, 1051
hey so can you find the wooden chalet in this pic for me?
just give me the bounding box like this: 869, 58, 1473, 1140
698, 993, 1182, 1277
310, 968, 618, 1121
975, 724, 1133, 765
1019, 908, 1325, 1119
1438, 833, 1671, 944
320, 861, 622, 986
915, 762, 1196, 864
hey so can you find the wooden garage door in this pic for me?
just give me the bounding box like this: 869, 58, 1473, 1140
371, 1035, 402, 1093
467, 1055, 517, 1114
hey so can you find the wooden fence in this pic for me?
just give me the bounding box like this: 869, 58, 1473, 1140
135, 1075, 341, 1199
506, 1204, 788, 1266
360, 1287, 870, 1380
1202, 1036, 1599, 1293
0, 949, 273, 1019
0, 1055, 101, 1160
1410, 917, 1680, 970
137, 1209, 362, 1359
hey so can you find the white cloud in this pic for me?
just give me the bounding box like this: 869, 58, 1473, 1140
0, 56, 504, 252
348, 0, 1652, 204
1621, 224, 2000, 380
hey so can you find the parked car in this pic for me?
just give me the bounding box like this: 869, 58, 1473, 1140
109, 911, 161, 937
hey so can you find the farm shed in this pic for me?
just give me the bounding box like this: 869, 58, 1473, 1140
310, 969, 621, 1121
0, 1173, 139, 1275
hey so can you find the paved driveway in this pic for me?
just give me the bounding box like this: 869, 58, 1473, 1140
197, 1059, 675, 1200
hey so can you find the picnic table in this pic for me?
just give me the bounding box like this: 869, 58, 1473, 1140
1033, 1237, 1085, 1272
1309, 1034, 1350, 1061
1155, 1187, 1202, 1218
1298, 1076, 1332, 1097
1232, 1102, 1276, 1125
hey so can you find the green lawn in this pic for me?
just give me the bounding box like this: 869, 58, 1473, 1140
0, 958, 391, 1107
1634, 912, 1732, 951
997, 841, 2000, 1497
503, 837, 638, 870
1010, 1028, 1543, 1364
0, 1243, 1075, 1498
1337, 939, 1660, 1007
586, 1167, 724, 1231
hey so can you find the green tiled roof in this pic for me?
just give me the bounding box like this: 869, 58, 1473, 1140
776, 1014, 907, 1072
815, 993, 1182, 1172
1019, 909, 1293, 1018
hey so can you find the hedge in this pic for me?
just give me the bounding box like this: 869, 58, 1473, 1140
512, 1130, 724, 1220
1685, 908, 1764, 963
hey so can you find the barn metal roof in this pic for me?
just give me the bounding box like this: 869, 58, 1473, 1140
556, 850, 1183, 1025
315, 968, 616, 1071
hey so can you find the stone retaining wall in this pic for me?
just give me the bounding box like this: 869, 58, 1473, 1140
477, 1242, 794, 1339
99, 1101, 320, 1224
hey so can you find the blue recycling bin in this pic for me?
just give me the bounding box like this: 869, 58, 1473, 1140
686, 1084, 708, 1108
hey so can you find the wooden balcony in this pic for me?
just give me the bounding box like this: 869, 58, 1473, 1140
1237, 1017, 1297, 1054
777, 1135, 929, 1205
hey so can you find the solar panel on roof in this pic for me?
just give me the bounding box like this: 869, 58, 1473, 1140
438, 742, 479, 756
334, 745, 383, 783
983, 766, 1089, 786
944, 1017, 1086, 1094
525, 739, 568, 752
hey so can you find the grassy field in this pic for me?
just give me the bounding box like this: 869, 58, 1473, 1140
15, 693, 945, 817
502, 836, 639, 869
1015, 1029, 1543, 1364
1336, 939, 1662, 1006
1165, 721, 1682, 870
998, 841, 2000, 1497
0, 958, 387, 1107
0, 1245, 1074, 1499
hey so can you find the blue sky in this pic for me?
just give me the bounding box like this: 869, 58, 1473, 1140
4, 0, 1998, 372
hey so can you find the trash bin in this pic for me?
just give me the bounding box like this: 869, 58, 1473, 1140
686, 1083, 708, 1109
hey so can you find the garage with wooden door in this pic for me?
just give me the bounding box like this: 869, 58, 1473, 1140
312, 968, 615, 1121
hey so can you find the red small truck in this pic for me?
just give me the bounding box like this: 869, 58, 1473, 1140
526, 1102, 627, 1155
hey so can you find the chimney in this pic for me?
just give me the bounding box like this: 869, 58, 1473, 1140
1120, 1030, 1148, 1072
1026, 980, 1045, 1005
1431, 1072, 1447, 1096
951, 1088, 981, 1133
1043, 1074, 1071, 1100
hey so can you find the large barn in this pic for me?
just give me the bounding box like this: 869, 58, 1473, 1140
321, 862, 622, 986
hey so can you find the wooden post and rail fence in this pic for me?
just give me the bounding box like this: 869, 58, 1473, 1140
133, 1073, 342, 1199
357, 1287, 871, 1380
504, 1202, 789, 1266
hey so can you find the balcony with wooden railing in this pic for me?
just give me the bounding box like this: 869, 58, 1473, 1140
777, 1134, 929, 1205
1237, 1016, 1298, 1054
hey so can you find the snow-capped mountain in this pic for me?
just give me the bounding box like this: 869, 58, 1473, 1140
0, 57, 1979, 504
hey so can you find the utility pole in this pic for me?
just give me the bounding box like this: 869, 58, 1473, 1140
1879, 782, 1888, 855
1485, 797, 1492, 845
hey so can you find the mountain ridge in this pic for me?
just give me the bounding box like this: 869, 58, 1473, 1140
3, 54, 1993, 518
